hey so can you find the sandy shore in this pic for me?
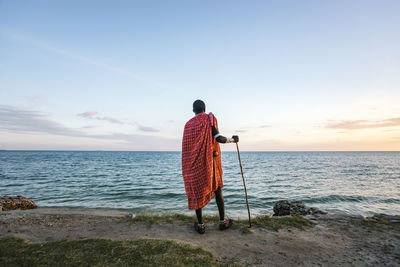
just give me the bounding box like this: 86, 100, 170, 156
1, 208, 399, 266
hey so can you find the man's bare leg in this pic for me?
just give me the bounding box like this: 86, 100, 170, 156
215, 187, 225, 220
195, 208, 203, 224
216, 187, 232, 230
194, 208, 205, 234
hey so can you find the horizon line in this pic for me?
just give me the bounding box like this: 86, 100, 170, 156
1, 149, 400, 152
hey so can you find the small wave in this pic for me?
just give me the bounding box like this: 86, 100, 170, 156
379, 198, 400, 204
2, 183, 26, 187
303, 195, 367, 203
149, 192, 182, 198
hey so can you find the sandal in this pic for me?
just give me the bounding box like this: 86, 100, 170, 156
194, 222, 206, 234
219, 219, 233, 230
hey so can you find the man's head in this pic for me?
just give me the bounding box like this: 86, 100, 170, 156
193, 99, 206, 114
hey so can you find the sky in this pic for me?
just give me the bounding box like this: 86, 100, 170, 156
0, 0, 399, 151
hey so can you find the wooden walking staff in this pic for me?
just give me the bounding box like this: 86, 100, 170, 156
235, 142, 252, 228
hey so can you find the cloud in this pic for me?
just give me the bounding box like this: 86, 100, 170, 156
0, 105, 85, 137
326, 117, 400, 130
0, 29, 166, 88
78, 111, 124, 125
78, 111, 158, 131
235, 124, 270, 133
99, 116, 124, 124
137, 125, 160, 132
78, 112, 98, 119
0, 105, 176, 147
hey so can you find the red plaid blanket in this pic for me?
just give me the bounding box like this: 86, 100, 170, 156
182, 112, 223, 210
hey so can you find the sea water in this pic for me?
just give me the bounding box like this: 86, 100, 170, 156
0, 151, 399, 217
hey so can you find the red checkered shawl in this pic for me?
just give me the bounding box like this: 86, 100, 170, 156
182, 112, 223, 210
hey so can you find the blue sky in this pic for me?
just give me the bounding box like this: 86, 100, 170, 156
1, 0, 400, 150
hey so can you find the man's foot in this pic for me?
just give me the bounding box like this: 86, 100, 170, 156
194, 222, 206, 234
219, 219, 233, 230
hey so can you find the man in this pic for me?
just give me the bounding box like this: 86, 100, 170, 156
182, 99, 239, 234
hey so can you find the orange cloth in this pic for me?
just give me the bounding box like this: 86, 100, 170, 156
182, 112, 223, 210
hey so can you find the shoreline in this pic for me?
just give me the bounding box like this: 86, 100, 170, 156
31, 204, 400, 219
1, 208, 399, 266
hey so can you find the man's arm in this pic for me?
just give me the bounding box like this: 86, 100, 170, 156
212, 126, 239, 143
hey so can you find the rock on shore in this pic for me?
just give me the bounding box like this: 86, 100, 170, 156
273, 200, 326, 216
0, 196, 37, 211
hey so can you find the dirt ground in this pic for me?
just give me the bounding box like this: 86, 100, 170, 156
1, 208, 399, 266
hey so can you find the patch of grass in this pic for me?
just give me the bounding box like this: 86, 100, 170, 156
255, 215, 313, 231
0, 236, 226, 267
232, 215, 313, 232
130, 213, 312, 232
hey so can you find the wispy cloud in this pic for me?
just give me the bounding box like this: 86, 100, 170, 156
78, 112, 98, 119
81, 125, 98, 129
77, 111, 159, 131
78, 111, 124, 125
0, 105, 84, 137
326, 117, 400, 130
101, 116, 125, 125
235, 124, 270, 133
0, 105, 173, 145
137, 124, 160, 132
0, 29, 166, 88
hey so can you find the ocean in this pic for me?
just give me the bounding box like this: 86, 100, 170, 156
0, 151, 399, 218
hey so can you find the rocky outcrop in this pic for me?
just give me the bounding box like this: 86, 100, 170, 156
0, 195, 37, 211
273, 200, 326, 216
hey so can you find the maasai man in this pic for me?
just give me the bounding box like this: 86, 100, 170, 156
182, 99, 239, 234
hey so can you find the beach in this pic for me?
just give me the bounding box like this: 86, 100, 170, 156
1, 208, 399, 266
